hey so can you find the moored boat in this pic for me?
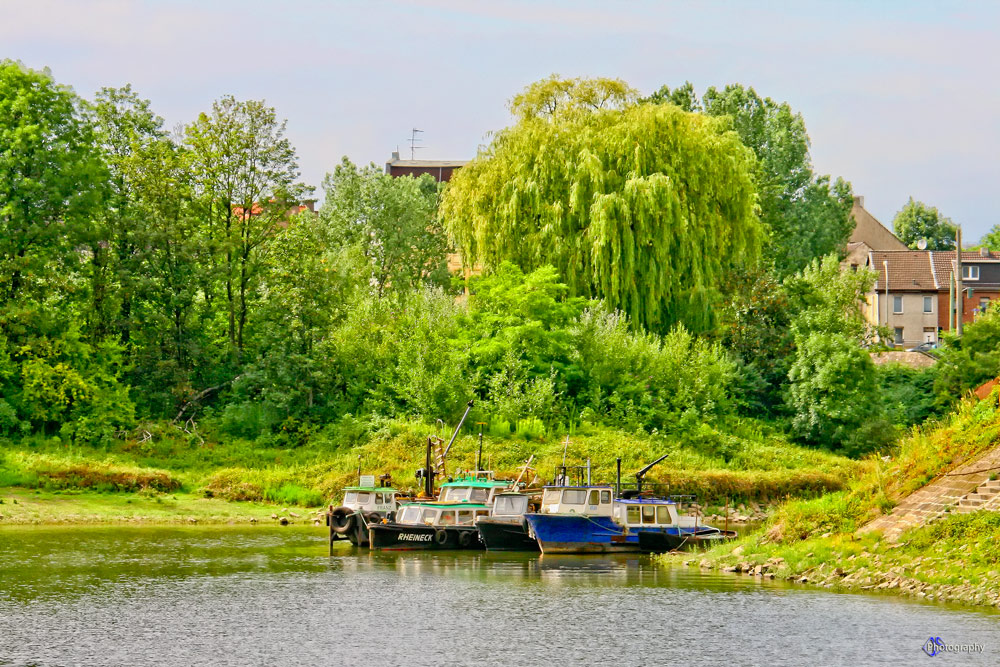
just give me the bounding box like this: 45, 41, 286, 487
327, 480, 405, 547
476, 492, 540, 551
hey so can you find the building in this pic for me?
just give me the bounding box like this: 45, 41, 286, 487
865, 248, 1000, 347
843, 196, 908, 273
384, 151, 468, 182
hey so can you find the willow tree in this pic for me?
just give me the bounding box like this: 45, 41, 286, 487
441, 76, 762, 333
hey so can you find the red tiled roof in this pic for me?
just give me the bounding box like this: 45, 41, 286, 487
869, 250, 936, 291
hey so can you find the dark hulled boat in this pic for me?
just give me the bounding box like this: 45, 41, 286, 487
368, 501, 490, 551
476, 493, 539, 551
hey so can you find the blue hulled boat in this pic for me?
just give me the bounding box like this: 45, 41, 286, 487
525, 485, 731, 554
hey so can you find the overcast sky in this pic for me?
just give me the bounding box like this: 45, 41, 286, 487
3, 0, 998, 241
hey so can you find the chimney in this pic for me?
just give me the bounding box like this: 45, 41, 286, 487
391, 150, 400, 161
981, 247, 989, 258
855, 195, 864, 208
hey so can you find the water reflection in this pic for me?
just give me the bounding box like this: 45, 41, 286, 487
1, 526, 998, 667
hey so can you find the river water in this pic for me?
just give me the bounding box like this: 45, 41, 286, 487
0, 525, 997, 666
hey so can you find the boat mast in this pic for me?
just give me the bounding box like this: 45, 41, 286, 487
635, 453, 671, 493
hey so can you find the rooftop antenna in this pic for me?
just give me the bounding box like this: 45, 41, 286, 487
409, 128, 423, 160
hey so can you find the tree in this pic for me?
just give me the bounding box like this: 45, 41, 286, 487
185, 96, 304, 357
933, 303, 1000, 409
644, 83, 855, 276
980, 223, 1000, 251
0, 60, 105, 310
892, 198, 956, 250
441, 75, 762, 334
320, 158, 447, 298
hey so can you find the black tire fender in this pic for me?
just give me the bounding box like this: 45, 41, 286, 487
458, 530, 473, 547
435, 529, 449, 545
330, 507, 356, 535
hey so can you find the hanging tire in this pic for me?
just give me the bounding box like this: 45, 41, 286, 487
458, 530, 473, 548
435, 529, 449, 545
330, 508, 357, 535
363, 512, 382, 526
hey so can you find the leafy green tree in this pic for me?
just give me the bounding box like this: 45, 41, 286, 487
0, 60, 104, 311
783, 255, 890, 453
786, 331, 887, 454
645, 83, 855, 276
892, 197, 956, 250
185, 96, 305, 356
320, 158, 447, 298
933, 303, 1000, 408
89, 85, 168, 345
442, 75, 762, 334
980, 224, 1000, 251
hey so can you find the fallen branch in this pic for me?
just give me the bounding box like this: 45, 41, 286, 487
171, 375, 241, 425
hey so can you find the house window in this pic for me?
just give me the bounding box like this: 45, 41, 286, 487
850, 264, 858, 272
923, 296, 933, 313
894, 327, 904, 345
980, 297, 991, 313
893, 296, 903, 314
963, 265, 980, 280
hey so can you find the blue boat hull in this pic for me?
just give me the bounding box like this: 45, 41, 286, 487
525, 514, 710, 554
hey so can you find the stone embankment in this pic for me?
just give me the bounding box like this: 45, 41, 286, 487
861, 445, 1000, 541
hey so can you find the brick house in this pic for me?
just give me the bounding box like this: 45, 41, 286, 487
865, 248, 1000, 347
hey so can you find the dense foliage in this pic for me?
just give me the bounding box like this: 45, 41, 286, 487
441, 76, 763, 334
645, 82, 855, 277
0, 66, 971, 467
892, 197, 956, 250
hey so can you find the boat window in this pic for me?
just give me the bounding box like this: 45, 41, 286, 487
457, 510, 474, 525
421, 508, 437, 525
656, 506, 672, 524
542, 489, 561, 507
470, 488, 489, 503
562, 489, 587, 505
641, 505, 656, 524
439, 487, 460, 502
600, 491, 611, 504
494, 495, 527, 516
475, 510, 489, 521
439, 511, 456, 526
588, 490, 599, 505
356, 492, 372, 505
374, 493, 384, 504
626, 506, 640, 524
344, 492, 358, 505
397, 507, 421, 524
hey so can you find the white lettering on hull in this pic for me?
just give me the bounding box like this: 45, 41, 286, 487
398, 533, 433, 542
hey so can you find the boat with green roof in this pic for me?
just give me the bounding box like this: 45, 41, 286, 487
368, 476, 510, 551
327, 474, 411, 547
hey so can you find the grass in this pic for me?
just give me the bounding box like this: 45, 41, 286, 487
0, 413, 862, 522
672, 390, 1000, 608
0, 488, 311, 526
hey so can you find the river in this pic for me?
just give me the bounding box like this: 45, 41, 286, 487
0, 525, 997, 666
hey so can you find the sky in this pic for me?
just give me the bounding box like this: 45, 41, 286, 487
2, 0, 999, 241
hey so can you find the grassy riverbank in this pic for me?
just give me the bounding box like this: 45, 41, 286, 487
0, 489, 310, 525
669, 394, 1000, 608
0, 416, 860, 524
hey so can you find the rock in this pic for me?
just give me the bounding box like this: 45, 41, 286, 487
313, 519, 321, 526
282, 508, 289, 513
279, 517, 289, 525
271, 513, 278, 519
722, 566, 738, 573
289, 511, 300, 518
799, 576, 809, 583
737, 561, 752, 573
752, 565, 763, 576
833, 567, 845, 577
188, 518, 198, 524
699, 559, 713, 569
249, 517, 258, 523
732, 545, 745, 557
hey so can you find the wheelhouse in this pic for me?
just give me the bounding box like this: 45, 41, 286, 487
539, 486, 614, 517
491, 493, 530, 517
437, 477, 509, 504
341, 487, 399, 513
614, 498, 681, 527
394, 503, 491, 527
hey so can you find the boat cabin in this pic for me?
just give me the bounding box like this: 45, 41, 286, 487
437, 477, 509, 504
492, 493, 530, 517
395, 503, 491, 527
613, 498, 681, 528
341, 487, 400, 514
539, 486, 614, 517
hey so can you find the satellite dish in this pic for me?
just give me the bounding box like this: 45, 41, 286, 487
917, 239, 928, 250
